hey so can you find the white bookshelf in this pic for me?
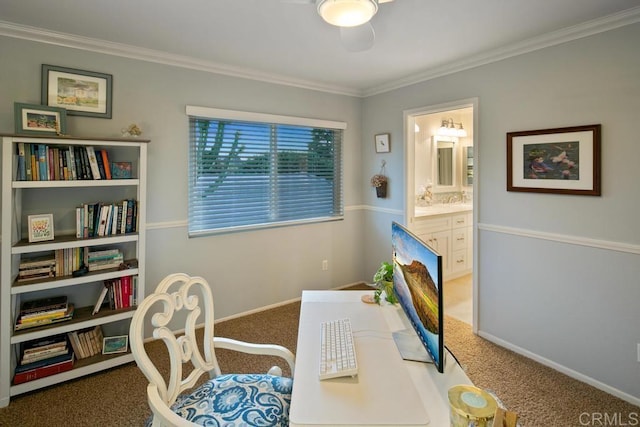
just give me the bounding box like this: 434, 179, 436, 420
0, 134, 148, 407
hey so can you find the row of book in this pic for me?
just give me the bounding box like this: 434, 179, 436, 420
75, 199, 138, 239
15, 143, 133, 181
17, 255, 57, 282
17, 247, 133, 283
13, 326, 108, 385
14, 334, 74, 385
87, 248, 124, 272
93, 275, 137, 314
14, 296, 74, 331
68, 325, 104, 360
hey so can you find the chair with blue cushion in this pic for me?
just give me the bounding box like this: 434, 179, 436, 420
129, 273, 295, 426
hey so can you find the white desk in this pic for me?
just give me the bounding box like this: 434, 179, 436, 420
289, 290, 473, 427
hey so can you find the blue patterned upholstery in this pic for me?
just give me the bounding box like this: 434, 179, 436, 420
147, 374, 292, 427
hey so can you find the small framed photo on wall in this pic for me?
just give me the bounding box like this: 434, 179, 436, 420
375, 133, 390, 153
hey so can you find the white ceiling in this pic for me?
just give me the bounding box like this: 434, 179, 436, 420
1, 0, 639, 96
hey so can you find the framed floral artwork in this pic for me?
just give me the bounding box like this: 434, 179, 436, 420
507, 124, 601, 196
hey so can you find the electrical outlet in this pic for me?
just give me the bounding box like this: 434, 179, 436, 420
322, 260, 328, 271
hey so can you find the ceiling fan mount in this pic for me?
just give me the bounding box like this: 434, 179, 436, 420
316, 0, 379, 27
286, 0, 395, 52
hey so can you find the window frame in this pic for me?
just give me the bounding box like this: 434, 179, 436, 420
186, 105, 346, 237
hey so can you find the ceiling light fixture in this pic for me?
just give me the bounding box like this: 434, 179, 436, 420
316, 0, 379, 27
438, 118, 468, 138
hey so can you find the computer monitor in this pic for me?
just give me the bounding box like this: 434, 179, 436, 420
391, 221, 444, 373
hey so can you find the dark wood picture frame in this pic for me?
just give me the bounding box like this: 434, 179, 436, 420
42, 64, 113, 119
14, 102, 67, 135
507, 124, 601, 196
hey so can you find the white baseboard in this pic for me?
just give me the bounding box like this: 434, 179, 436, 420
477, 330, 640, 408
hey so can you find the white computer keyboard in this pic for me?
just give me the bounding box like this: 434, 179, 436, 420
319, 318, 358, 380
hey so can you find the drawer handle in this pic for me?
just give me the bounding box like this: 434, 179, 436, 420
457, 260, 464, 263
456, 237, 465, 241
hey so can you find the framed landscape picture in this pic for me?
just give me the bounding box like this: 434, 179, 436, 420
42, 64, 113, 119
103, 335, 128, 354
507, 124, 601, 196
14, 103, 66, 136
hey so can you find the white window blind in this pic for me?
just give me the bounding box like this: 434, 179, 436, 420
187, 106, 345, 236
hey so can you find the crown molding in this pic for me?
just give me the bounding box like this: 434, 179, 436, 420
0, 20, 361, 97
363, 6, 640, 97
2, 6, 639, 99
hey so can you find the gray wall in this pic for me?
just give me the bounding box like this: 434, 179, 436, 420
362, 23, 640, 404
0, 37, 366, 321
1, 20, 639, 405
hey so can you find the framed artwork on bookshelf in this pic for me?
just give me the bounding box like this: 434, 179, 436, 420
41, 64, 113, 119
111, 161, 133, 179
14, 102, 67, 136
103, 335, 128, 354
27, 214, 55, 243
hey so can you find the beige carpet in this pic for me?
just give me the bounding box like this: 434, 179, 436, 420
0, 287, 637, 426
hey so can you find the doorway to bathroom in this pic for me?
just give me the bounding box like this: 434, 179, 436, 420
404, 98, 477, 329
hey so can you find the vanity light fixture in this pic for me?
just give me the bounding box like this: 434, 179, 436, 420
316, 0, 379, 27
438, 118, 468, 138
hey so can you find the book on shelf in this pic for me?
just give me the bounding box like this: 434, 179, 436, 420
70, 325, 104, 359
20, 347, 69, 365
13, 352, 74, 385
19, 296, 67, 314
75, 201, 135, 238
21, 335, 67, 355
95, 149, 107, 179
19, 255, 56, 270
13, 143, 122, 181
103, 277, 136, 310
15, 346, 72, 374
37, 144, 48, 182
20, 335, 69, 365
101, 150, 112, 179
16, 271, 55, 283
16, 142, 26, 181
92, 285, 110, 315
85, 146, 102, 180
15, 304, 74, 331
18, 306, 68, 322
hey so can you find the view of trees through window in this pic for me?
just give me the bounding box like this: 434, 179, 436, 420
188, 117, 343, 234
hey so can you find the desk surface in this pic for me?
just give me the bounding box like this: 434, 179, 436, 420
289, 290, 473, 427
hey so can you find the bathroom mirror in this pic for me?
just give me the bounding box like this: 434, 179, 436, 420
432, 136, 457, 190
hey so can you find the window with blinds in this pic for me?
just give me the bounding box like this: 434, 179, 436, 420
187, 106, 345, 236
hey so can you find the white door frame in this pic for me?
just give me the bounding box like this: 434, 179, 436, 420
403, 97, 479, 332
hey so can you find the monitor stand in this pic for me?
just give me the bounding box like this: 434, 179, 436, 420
392, 329, 432, 363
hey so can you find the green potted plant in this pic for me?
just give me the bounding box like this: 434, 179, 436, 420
372, 261, 398, 304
